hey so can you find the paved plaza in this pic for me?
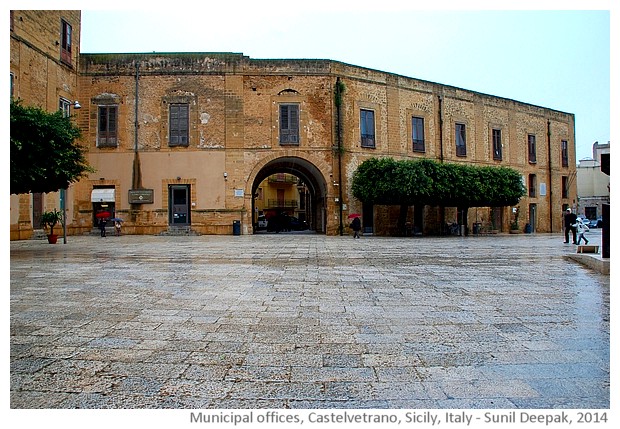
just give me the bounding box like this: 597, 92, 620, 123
10, 231, 609, 409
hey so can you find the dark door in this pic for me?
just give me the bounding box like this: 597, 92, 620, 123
32, 193, 43, 228
362, 202, 374, 234
169, 185, 190, 225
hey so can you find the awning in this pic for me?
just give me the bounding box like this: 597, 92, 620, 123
91, 188, 116, 203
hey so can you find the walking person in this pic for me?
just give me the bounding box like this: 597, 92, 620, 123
350, 216, 361, 239
563, 208, 577, 244
576, 219, 590, 245
114, 220, 122, 236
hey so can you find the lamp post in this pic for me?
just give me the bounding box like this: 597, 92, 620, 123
60, 100, 81, 244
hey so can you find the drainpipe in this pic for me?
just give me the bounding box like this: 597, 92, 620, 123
438, 94, 444, 162
335, 77, 344, 236
438, 94, 445, 232
547, 119, 553, 232
131, 61, 142, 223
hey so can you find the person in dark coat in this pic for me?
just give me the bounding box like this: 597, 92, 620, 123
350, 216, 361, 239
563, 208, 577, 244
98, 218, 107, 237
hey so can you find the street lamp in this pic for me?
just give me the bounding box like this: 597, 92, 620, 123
60, 100, 81, 244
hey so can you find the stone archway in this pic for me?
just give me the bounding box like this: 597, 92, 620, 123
248, 156, 330, 234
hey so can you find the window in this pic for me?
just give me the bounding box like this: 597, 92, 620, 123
562, 176, 569, 198
360, 109, 375, 148
561, 140, 569, 167
10, 73, 14, 98
528, 134, 536, 163
412, 117, 425, 152
60, 19, 72, 65
279, 104, 299, 145
492, 129, 502, 160
529, 174, 537, 197
59, 98, 71, 117
169, 104, 189, 146
97, 105, 118, 147
455, 123, 466, 156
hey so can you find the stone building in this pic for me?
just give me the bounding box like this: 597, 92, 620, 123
10, 11, 578, 239
576, 141, 610, 220
9, 10, 81, 240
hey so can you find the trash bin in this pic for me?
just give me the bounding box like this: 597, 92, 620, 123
525, 223, 532, 234
232, 220, 241, 236
473, 222, 481, 234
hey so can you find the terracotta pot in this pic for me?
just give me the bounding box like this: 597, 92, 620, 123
47, 234, 58, 244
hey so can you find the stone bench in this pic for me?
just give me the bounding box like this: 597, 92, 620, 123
577, 245, 599, 254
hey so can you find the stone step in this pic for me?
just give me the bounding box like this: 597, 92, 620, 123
158, 226, 201, 236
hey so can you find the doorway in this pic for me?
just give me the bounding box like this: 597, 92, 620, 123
529, 203, 537, 233
251, 156, 327, 234
169, 185, 190, 225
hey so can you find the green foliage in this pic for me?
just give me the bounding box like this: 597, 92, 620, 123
10, 99, 93, 195
352, 157, 526, 208
40, 209, 63, 235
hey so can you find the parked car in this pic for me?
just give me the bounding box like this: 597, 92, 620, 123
589, 217, 602, 228
256, 215, 268, 230
289, 216, 309, 231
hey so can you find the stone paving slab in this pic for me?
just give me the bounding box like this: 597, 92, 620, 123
9, 231, 609, 409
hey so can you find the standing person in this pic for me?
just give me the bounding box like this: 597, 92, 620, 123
563, 208, 577, 244
350, 216, 361, 239
576, 219, 590, 245
114, 220, 122, 236
98, 218, 107, 237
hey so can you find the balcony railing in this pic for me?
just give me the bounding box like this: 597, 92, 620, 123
268, 175, 298, 184
267, 199, 298, 209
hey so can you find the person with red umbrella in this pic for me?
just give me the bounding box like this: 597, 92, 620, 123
348, 214, 362, 239
96, 210, 110, 237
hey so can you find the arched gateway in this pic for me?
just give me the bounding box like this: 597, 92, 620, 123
247, 155, 330, 234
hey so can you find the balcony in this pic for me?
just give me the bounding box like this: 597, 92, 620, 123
266, 199, 298, 209
268, 174, 298, 184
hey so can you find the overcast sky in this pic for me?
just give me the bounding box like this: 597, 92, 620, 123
31, 2, 620, 162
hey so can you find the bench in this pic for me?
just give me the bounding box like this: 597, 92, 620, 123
577, 245, 599, 254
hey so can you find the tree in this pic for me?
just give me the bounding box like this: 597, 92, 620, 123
351, 158, 434, 234
352, 157, 526, 234
10, 99, 92, 195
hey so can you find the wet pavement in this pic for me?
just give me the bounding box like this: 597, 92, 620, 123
10, 231, 609, 409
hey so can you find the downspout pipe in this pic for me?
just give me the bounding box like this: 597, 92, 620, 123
547, 119, 553, 232
335, 77, 344, 236
132, 61, 142, 191
438, 94, 445, 232
438, 94, 444, 162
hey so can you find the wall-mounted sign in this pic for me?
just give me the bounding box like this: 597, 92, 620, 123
234, 189, 244, 197
128, 189, 154, 204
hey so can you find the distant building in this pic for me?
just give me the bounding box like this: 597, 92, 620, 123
576, 141, 611, 220
10, 10, 578, 238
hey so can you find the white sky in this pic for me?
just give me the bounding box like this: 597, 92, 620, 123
74, 1, 613, 163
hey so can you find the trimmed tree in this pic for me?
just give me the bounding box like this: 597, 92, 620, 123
10, 99, 92, 195
352, 157, 526, 235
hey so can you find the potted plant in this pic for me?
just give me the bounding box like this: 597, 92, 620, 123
40, 209, 63, 244
510, 206, 520, 234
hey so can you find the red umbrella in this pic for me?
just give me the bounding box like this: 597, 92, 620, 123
347, 213, 361, 219
96, 211, 111, 219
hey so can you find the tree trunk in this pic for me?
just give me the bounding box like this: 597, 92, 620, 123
459, 206, 469, 236
397, 204, 408, 236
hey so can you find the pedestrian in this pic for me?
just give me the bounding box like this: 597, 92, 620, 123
350, 216, 361, 239
563, 208, 577, 244
576, 219, 590, 245
114, 220, 122, 236
98, 218, 107, 237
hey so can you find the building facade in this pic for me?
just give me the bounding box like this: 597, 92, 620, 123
10, 11, 578, 239
10, 10, 81, 240
576, 141, 611, 220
